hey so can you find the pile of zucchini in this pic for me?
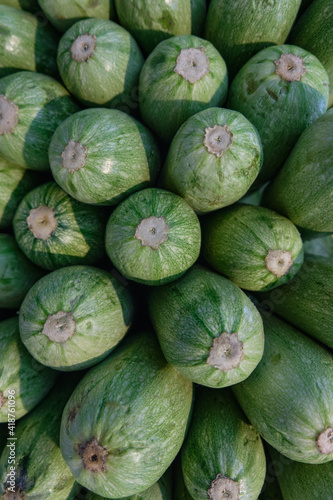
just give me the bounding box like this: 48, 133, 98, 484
0, 0, 332, 498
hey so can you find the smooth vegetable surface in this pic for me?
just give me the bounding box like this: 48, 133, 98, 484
60, 331, 193, 498
19, 265, 134, 371
149, 266, 264, 388
162, 107, 262, 213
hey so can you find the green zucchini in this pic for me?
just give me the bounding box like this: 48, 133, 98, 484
262, 108, 333, 232
205, 0, 302, 78
115, 0, 206, 54
233, 313, 333, 464
228, 44, 329, 185
105, 188, 201, 285
174, 458, 194, 500
0, 156, 38, 230
0, 71, 79, 170
0, 0, 39, 12
268, 446, 333, 500
19, 265, 134, 371
201, 204, 304, 292
290, 0, 333, 108
0, 374, 81, 499
257, 256, 333, 348
0, 317, 57, 422
139, 35, 228, 143
57, 18, 144, 109
162, 107, 262, 214
39, 0, 116, 33
49, 108, 160, 206
60, 331, 193, 498
13, 181, 107, 270
0, 5, 58, 78
181, 387, 266, 500
149, 266, 264, 388
0, 233, 43, 309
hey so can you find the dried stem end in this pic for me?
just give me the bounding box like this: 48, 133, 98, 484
41, 311, 76, 343
4, 488, 25, 500
174, 47, 210, 84
204, 124, 233, 157
0, 95, 19, 135
79, 437, 108, 473
207, 332, 244, 372
317, 427, 333, 455
0, 391, 8, 409
265, 249, 293, 278
70, 33, 96, 62
27, 206, 57, 240
208, 474, 240, 500
274, 53, 306, 82
61, 139, 87, 173
134, 216, 169, 250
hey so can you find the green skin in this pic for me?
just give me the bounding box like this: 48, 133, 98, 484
19, 265, 134, 371
13, 181, 107, 270
105, 188, 201, 286
0, 375, 81, 499
139, 35, 228, 143
0, 234, 43, 309
182, 387, 266, 500
49, 108, 160, 206
149, 266, 264, 388
57, 18, 144, 109
162, 107, 263, 213
228, 44, 329, 186
0, 71, 79, 170
232, 313, 333, 464
0, 157, 38, 230
0, 5, 59, 78
174, 459, 194, 500
205, 0, 302, 79
262, 108, 333, 232
85, 468, 172, 499
39, 0, 116, 33
268, 446, 333, 500
201, 204, 304, 292
115, 0, 207, 55
60, 332, 193, 498
304, 234, 333, 258
290, 0, 333, 108
0, 317, 57, 423
257, 256, 333, 349
0, 0, 39, 12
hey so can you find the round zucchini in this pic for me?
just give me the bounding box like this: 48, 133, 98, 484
149, 266, 264, 388
201, 204, 304, 292
0, 5, 58, 78
105, 188, 201, 286
268, 446, 333, 500
0, 374, 80, 499
162, 107, 262, 213
290, 0, 333, 108
19, 265, 134, 371
49, 108, 160, 206
0, 71, 79, 170
115, 0, 206, 54
0, 233, 44, 309
39, 0, 116, 33
205, 0, 302, 78
0, 156, 38, 230
0, 317, 57, 423
13, 181, 107, 270
139, 35, 228, 143
60, 331, 193, 498
262, 108, 333, 233
181, 387, 266, 500
0, 0, 39, 12
257, 256, 333, 349
57, 18, 144, 109
228, 44, 329, 185
232, 313, 333, 464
